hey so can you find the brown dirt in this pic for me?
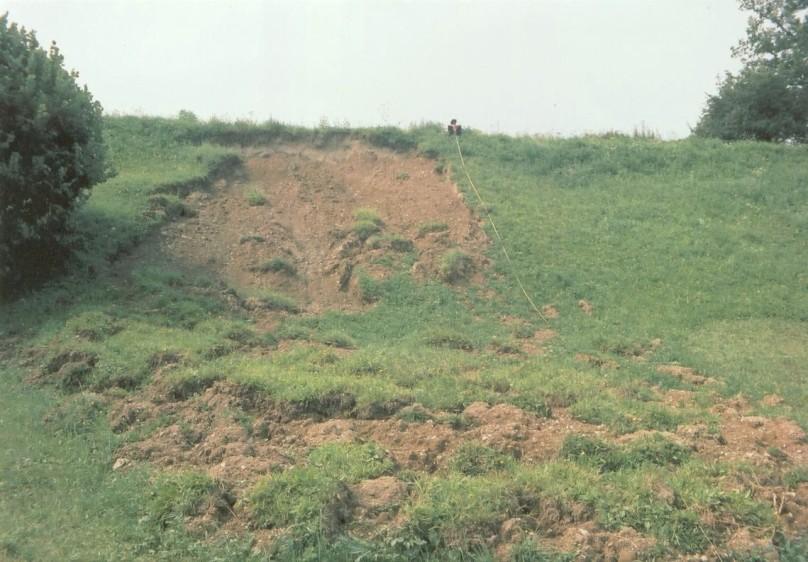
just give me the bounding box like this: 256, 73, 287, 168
541, 305, 560, 319
97, 375, 808, 558
158, 142, 489, 313
522, 328, 556, 355
577, 299, 594, 315
544, 523, 656, 561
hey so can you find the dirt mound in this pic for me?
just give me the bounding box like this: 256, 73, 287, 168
160, 142, 489, 313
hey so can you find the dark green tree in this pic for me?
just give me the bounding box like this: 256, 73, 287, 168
1, 13, 106, 297
694, 0, 807, 141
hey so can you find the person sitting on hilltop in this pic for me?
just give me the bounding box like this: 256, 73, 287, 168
448, 118, 462, 136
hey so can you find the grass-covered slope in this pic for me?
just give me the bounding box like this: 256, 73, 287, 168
416, 131, 808, 421
0, 117, 806, 561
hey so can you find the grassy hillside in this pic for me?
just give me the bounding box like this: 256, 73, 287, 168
0, 117, 806, 561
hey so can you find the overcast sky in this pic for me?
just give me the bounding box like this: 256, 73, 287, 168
2, 0, 749, 138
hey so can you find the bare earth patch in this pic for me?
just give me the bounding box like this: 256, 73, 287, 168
160, 142, 490, 313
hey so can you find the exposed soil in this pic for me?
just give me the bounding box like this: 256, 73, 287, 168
101, 374, 808, 559
158, 142, 490, 313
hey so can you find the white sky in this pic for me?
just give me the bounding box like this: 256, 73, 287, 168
2, 0, 748, 138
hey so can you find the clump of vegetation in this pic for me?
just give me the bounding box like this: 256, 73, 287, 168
145, 471, 232, 530
783, 467, 808, 488
246, 190, 267, 206
307, 442, 394, 481
368, 233, 414, 253
449, 442, 515, 475
559, 433, 690, 472
399, 475, 519, 552
242, 290, 300, 313
43, 392, 105, 435
249, 467, 351, 532
238, 234, 265, 244
417, 221, 449, 237
511, 394, 553, 418
570, 398, 637, 434
248, 443, 393, 532
439, 250, 474, 283
147, 194, 196, 219
387, 234, 414, 252
65, 311, 121, 342
353, 208, 384, 241
252, 257, 297, 276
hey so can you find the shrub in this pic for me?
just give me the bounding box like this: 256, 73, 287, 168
1, 15, 106, 297
439, 250, 474, 283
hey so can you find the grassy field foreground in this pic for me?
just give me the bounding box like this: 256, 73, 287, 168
0, 116, 807, 561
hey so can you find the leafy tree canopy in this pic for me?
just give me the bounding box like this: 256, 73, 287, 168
0, 13, 106, 297
695, 0, 808, 142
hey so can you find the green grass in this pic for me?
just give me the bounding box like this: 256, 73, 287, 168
248, 442, 394, 531
353, 207, 384, 241
448, 442, 516, 475
245, 189, 267, 206
1, 116, 806, 560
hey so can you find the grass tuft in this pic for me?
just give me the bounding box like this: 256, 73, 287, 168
439, 250, 474, 283
252, 257, 297, 276
448, 442, 516, 475
246, 190, 267, 206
